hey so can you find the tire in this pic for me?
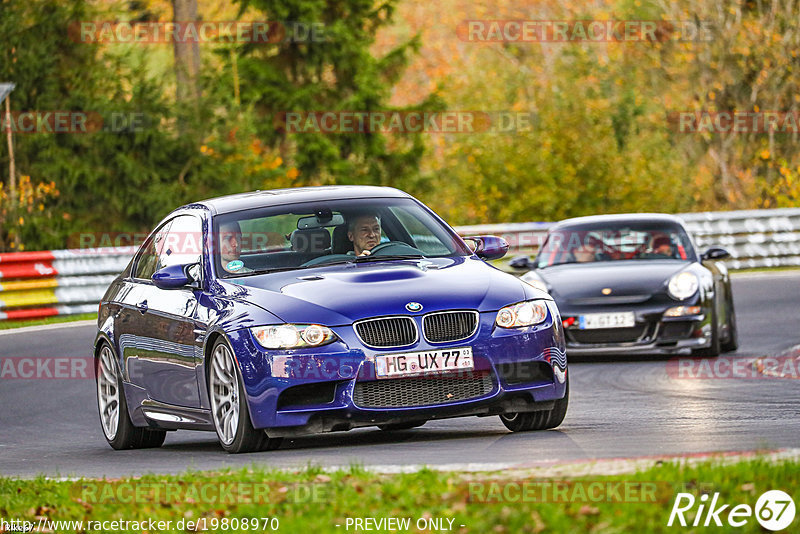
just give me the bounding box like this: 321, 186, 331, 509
209, 338, 283, 453
693, 302, 721, 357
96, 343, 167, 450
378, 421, 426, 431
721, 295, 739, 353
500, 375, 569, 432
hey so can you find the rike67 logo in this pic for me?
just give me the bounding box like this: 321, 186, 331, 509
668, 490, 795, 530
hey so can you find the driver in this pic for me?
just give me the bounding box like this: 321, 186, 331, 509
651, 234, 674, 257
573, 241, 596, 263
572, 232, 602, 263
219, 221, 253, 274
347, 213, 382, 256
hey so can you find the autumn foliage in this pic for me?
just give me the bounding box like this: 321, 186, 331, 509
1, 0, 799, 251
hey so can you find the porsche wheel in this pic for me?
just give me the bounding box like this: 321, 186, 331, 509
500, 376, 568, 432
209, 339, 282, 453
96, 343, 166, 450
721, 296, 739, 353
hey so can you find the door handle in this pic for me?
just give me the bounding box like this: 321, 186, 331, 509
136, 300, 149, 314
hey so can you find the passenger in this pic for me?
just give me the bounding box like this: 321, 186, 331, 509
219, 221, 253, 274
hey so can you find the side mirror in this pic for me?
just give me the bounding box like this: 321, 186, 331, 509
508, 255, 534, 270
465, 235, 509, 261
701, 247, 731, 261
152, 264, 196, 289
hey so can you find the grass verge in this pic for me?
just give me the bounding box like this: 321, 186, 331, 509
0, 313, 96, 331
0, 457, 797, 532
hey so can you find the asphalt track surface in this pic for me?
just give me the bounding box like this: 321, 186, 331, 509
1, 272, 799, 478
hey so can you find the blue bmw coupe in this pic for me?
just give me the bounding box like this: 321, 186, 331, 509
94, 186, 568, 453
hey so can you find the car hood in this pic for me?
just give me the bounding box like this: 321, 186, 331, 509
536, 261, 690, 301
217, 256, 531, 325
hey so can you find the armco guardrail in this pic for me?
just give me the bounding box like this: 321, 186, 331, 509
0, 208, 798, 321
679, 208, 800, 269
457, 207, 800, 270
0, 249, 130, 321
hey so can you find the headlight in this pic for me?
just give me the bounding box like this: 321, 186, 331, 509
520, 271, 549, 294
250, 324, 336, 349
495, 300, 548, 328
667, 271, 699, 300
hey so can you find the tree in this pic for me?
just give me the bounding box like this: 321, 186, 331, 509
172, 0, 201, 105
231, 0, 431, 190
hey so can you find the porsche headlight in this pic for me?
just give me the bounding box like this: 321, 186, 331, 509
495, 300, 548, 328
667, 271, 699, 300
251, 324, 336, 349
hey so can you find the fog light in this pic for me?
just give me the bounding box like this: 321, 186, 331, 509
664, 306, 702, 317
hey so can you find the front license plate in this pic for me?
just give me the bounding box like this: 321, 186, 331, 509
578, 312, 636, 329
375, 347, 474, 379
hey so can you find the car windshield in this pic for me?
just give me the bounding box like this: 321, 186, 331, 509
535, 221, 696, 268
213, 197, 471, 277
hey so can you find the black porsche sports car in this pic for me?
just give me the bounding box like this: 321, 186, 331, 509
510, 214, 737, 356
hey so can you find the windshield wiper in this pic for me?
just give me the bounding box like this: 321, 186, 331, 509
353, 254, 424, 263
226, 255, 425, 276
236, 266, 312, 276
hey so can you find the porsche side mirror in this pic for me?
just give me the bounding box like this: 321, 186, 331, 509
465, 235, 509, 261
508, 255, 534, 270
701, 247, 731, 261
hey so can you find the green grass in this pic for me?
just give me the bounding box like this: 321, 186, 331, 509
0, 313, 97, 331
1, 457, 797, 532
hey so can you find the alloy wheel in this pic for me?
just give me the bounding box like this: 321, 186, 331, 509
210, 343, 240, 445
97, 345, 120, 440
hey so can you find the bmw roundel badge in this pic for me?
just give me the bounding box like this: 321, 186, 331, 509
405, 302, 423, 312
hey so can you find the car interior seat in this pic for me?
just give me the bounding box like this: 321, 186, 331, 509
331, 224, 353, 254
290, 228, 331, 254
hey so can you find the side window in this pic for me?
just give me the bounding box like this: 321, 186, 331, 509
133, 221, 172, 280
160, 215, 203, 270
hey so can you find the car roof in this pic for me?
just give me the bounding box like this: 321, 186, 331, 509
550, 213, 686, 230
195, 185, 412, 215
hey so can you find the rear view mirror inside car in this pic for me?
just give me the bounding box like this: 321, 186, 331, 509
297, 212, 345, 229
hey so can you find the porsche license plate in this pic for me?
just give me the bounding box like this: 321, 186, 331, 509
375, 347, 474, 379
578, 312, 636, 329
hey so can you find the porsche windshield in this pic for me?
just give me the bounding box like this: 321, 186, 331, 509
535, 222, 696, 268
213, 197, 471, 277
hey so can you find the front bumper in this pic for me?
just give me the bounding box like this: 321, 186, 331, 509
227, 307, 568, 434
561, 303, 711, 356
